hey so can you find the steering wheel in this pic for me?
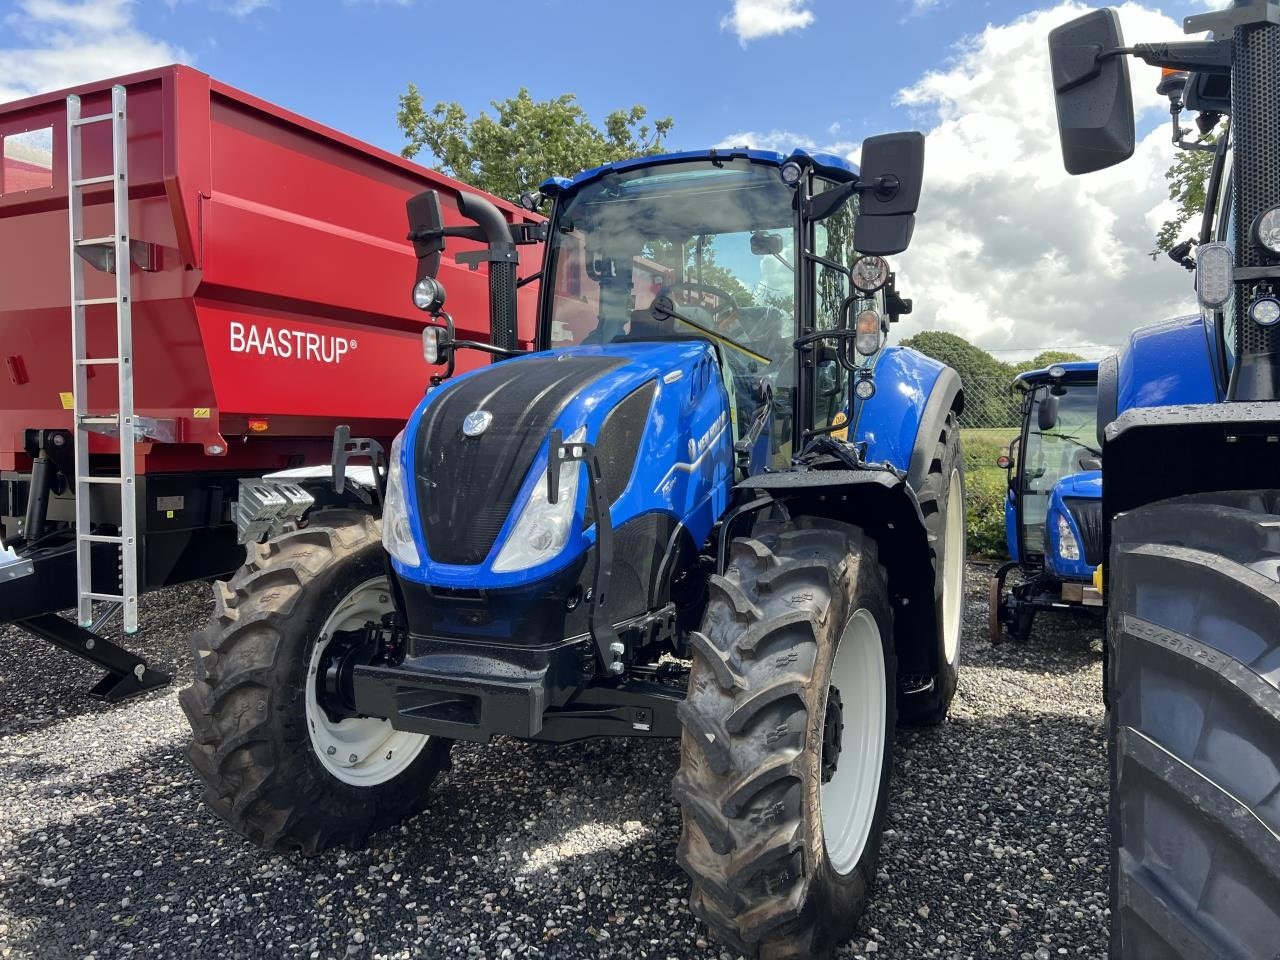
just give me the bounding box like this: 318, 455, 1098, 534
656, 281, 741, 330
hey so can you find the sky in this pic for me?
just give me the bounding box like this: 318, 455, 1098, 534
0, 0, 1228, 358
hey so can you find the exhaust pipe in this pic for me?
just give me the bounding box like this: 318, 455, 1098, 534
455, 193, 520, 358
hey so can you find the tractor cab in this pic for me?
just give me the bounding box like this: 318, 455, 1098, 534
535, 151, 879, 469
989, 361, 1103, 643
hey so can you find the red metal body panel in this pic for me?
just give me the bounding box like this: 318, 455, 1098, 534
0, 66, 540, 474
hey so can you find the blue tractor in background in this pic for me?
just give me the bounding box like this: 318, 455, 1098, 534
1049, 3, 1280, 955
989, 361, 1103, 644
181, 137, 968, 957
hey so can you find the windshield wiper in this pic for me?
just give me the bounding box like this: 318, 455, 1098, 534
1029, 431, 1102, 457
651, 302, 772, 365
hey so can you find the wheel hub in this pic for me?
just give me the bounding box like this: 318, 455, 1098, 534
821, 685, 844, 784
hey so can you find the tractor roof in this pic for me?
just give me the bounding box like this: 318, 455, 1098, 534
1013, 360, 1099, 391
541, 147, 858, 195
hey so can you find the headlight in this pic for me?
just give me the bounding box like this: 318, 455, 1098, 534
492, 427, 587, 573
382, 431, 421, 567
1057, 515, 1080, 562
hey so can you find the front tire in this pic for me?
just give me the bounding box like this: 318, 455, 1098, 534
179, 509, 452, 854
1109, 492, 1280, 957
674, 517, 896, 958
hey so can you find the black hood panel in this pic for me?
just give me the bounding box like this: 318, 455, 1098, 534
415, 354, 625, 565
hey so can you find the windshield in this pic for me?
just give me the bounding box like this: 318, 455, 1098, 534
1020, 382, 1099, 555
549, 161, 793, 345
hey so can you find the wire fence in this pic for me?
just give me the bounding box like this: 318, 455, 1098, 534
958, 376, 1020, 557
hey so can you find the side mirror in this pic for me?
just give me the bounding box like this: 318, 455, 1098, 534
1038, 394, 1061, 431
750, 232, 784, 256
996, 453, 1013, 470
1048, 9, 1135, 175
406, 190, 445, 280
852, 131, 924, 256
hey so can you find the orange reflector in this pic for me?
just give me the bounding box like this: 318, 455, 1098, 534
1161, 67, 1186, 77
856, 309, 881, 335
248, 418, 270, 433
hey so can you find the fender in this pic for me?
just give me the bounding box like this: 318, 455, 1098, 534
1112, 314, 1220, 419
853, 345, 963, 490
732, 468, 940, 688
906, 367, 963, 493
1096, 354, 1119, 448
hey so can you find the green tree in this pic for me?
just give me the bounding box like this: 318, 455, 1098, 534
397, 86, 674, 200
1154, 134, 1220, 253
899, 331, 1017, 427
1010, 349, 1085, 375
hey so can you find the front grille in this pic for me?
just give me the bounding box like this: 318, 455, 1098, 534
415, 355, 624, 565
1063, 497, 1103, 567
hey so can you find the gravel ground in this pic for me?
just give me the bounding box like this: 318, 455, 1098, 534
0, 564, 1108, 960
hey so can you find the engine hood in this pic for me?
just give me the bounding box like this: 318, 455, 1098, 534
406, 340, 727, 577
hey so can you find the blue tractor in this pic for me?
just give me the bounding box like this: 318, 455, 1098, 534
989, 361, 1103, 644
1049, 4, 1280, 954
181, 138, 968, 957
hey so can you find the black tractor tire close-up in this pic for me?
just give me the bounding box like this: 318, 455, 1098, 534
179, 509, 452, 854
674, 516, 897, 959
1109, 491, 1280, 959
901, 409, 964, 725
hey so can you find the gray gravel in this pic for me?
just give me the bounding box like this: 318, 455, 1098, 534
0, 564, 1108, 959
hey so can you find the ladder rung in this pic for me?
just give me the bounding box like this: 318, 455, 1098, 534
85, 592, 125, 603
79, 415, 119, 425
72, 175, 116, 187
80, 534, 123, 544
78, 476, 123, 486
76, 358, 121, 365
71, 114, 114, 127
74, 297, 119, 306
75, 236, 116, 247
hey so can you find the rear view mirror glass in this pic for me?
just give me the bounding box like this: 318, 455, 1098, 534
858, 132, 924, 216
1048, 9, 1135, 174
1038, 394, 1061, 431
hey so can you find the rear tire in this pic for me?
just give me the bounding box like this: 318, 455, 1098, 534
179, 509, 452, 854
674, 517, 896, 958
901, 410, 964, 725
1109, 492, 1280, 958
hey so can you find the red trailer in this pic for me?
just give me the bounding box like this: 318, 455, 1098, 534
0, 65, 541, 699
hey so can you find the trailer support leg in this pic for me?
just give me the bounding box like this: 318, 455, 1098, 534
15, 613, 171, 702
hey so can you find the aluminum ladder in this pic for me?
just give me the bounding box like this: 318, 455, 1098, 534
66, 85, 139, 635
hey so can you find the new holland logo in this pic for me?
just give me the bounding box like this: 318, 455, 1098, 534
462, 410, 493, 437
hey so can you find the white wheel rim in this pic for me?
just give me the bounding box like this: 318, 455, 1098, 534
821, 608, 887, 876
941, 468, 964, 665
305, 576, 430, 786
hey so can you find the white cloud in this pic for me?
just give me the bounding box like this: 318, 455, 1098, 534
721, 0, 814, 45
887, 2, 1199, 355
0, 0, 186, 106
717, 128, 859, 162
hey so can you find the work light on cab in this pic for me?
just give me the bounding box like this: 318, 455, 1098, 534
1250, 296, 1280, 327
1254, 206, 1280, 256
851, 255, 890, 294
412, 276, 446, 313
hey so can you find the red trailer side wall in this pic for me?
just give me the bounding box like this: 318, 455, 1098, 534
0, 66, 540, 474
